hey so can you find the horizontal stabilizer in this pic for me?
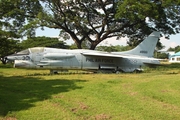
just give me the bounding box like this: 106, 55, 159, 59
143, 62, 165, 68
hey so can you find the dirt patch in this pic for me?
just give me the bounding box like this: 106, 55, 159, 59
3, 117, 17, 120
94, 113, 111, 120
79, 102, 88, 110
128, 92, 138, 96
71, 102, 89, 113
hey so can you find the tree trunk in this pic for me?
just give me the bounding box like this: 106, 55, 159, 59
75, 40, 82, 49
90, 41, 99, 50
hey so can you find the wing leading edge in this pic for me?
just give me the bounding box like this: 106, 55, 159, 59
82, 52, 161, 61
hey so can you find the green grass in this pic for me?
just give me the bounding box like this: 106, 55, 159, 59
0, 64, 180, 120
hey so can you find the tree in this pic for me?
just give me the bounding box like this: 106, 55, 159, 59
116, 0, 180, 50
0, 0, 42, 57
1, 0, 180, 50
0, 23, 21, 57
0, 38, 21, 57
156, 52, 168, 59
168, 46, 180, 53
20, 37, 69, 49
36, 0, 180, 50
36, 0, 120, 49
0, 0, 42, 37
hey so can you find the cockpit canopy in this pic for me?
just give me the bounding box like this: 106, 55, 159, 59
30, 47, 44, 53
16, 47, 44, 55
17, 49, 30, 55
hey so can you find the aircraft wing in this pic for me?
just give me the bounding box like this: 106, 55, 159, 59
82, 52, 162, 61
82, 52, 122, 58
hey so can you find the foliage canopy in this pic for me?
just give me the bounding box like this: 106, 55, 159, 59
20, 37, 69, 49
0, 0, 180, 50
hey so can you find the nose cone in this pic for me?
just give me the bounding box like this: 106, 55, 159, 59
6, 56, 17, 61
6, 55, 24, 61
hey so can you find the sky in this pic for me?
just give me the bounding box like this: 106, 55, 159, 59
36, 27, 180, 51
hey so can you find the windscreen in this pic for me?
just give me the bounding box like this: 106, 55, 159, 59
17, 49, 30, 55
30, 47, 44, 53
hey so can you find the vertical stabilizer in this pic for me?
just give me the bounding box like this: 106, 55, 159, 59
113, 31, 160, 57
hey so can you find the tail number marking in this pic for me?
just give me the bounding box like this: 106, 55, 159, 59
140, 51, 148, 54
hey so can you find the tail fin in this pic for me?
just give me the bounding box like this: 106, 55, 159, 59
117, 31, 160, 57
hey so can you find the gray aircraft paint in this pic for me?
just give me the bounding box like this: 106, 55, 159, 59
112, 31, 160, 57
3, 31, 161, 73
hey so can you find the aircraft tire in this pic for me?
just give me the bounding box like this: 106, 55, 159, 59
115, 71, 120, 74
133, 69, 142, 73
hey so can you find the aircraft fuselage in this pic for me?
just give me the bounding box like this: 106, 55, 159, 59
2, 32, 162, 73
11, 47, 158, 73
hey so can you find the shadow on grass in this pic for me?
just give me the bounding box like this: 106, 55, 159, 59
0, 74, 87, 116
0, 63, 13, 68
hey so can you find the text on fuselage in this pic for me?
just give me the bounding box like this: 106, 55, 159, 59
86, 58, 114, 63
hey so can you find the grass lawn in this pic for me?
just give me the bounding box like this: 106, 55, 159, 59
0, 64, 180, 120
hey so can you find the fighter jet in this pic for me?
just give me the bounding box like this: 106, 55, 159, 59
1, 31, 162, 73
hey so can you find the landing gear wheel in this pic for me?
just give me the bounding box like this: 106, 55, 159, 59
115, 71, 120, 74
